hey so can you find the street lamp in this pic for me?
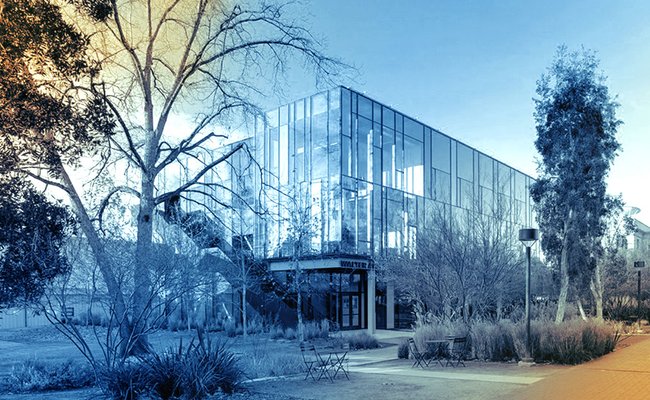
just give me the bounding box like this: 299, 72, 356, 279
634, 261, 646, 330
519, 228, 539, 361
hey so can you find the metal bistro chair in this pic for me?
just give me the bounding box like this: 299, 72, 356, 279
330, 342, 350, 380
445, 336, 469, 367
300, 341, 332, 381
408, 338, 431, 368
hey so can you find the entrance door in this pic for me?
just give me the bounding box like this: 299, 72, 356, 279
341, 294, 361, 329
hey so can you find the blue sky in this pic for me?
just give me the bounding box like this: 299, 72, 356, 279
276, 0, 650, 223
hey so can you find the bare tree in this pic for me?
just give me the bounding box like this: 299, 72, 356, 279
11, 0, 344, 357
381, 201, 524, 323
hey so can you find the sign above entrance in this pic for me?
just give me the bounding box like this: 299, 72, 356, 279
269, 258, 370, 272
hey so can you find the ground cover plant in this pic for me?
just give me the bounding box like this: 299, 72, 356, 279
5, 359, 95, 393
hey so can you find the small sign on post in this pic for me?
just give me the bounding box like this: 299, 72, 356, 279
635, 261, 646, 269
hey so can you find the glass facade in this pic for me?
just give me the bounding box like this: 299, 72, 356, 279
249, 87, 536, 260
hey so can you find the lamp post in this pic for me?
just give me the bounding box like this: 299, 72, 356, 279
634, 261, 646, 331
519, 228, 539, 361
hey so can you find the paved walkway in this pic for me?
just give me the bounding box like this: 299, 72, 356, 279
250, 333, 650, 400
511, 335, 650, 399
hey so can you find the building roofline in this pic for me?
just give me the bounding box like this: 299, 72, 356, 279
339, 85, 537, 182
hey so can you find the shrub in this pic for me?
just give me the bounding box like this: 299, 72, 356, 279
346, 331, 379, 350
397, 339, 409, 359
535, 320, 619, 364
100, 335, 243, 400
415, 319, 619, 365
283, 327, 297, 340
239, 340, 304, 379
303, 320, 330, 340
224, 319, 237, 337
99, 362, 148, 400
144, 335, 242, 398
413, 320, 467, 353
8, 359, 96, 393
269, 325, 284, 340
469, 320, 516, 361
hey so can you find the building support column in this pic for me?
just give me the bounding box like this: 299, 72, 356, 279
386, 281, 395, 329
367, 269, 376, 334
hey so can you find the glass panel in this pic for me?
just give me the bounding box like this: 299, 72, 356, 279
479, 153, 493, 189
458, 178, 473, 209
342, 135, 351, 176
404, 135, 424, 196
358, 95, 372, 119
357, 117, 371, 181
382, 127, 394, 187
342, 189, 356, 252
395, 132, 403, 190
383, 107, 394, 129
279, 124, 288, 185
457, 143, 473, 181
328, 100, 340, 181
373, 122, 381, 147
312, 92, 327, 115
404, 117, 424, 141
514, 171, 526, 200
311, 97, 328, 179
431, 131, 451, 173
341, 89, 351, 137
357, 191, 369, 243
433, 169, 451, 203
480, 186, 494, 214
497, 162, 511, 195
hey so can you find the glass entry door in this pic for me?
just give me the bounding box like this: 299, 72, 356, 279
341, 294, 360, 329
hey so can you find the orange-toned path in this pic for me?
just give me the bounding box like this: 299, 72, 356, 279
512, 335, 650, 400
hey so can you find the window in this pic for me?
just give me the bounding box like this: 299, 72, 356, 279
404, 135, 423, 196
431, 131, 451, 173
457, 143, 473, 181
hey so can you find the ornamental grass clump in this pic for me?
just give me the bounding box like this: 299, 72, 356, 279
536, 320, 619, 364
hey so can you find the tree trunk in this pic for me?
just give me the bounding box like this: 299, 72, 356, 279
577, 298, 588, 321
240, 216, 248, 338
296, 261, 304, 341
131, 176, 154, 355
496, 291, 503, 321
590, 274, 604, 321
555, 212, 573, 324
58, 164, 134, 359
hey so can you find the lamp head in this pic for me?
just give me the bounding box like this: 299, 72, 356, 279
519, 228, 539, 248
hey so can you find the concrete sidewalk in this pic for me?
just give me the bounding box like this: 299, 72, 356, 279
511, 335, 650, 399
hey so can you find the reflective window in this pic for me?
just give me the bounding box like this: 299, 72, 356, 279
357, 117, 371, 181
479, 154, 493, 189
404, 135, 423, 196
311, 95, 328, 179
432, 131, 451, 173
497, 162, 511, 195
341, 89, 351, 137
342, 135, 351, 176
383, 107, 394, 129
457, 143, 473, 181
514, 171, 526, 200
433, 169, 451, 203
458, 178, 473, 209
342, 189, 356, 252
404, 117, 424, 141
358, 95, 372, 119
382, 127, 394, 187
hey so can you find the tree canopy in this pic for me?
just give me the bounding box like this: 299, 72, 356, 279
1, 0, 344, 359
530, 46, 621, 323
0, 176, 75, 308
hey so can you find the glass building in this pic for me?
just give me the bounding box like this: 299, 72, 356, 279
208, 87, 536, 330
